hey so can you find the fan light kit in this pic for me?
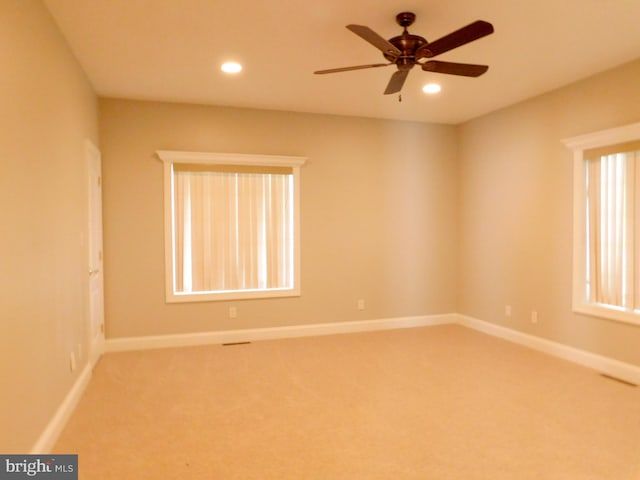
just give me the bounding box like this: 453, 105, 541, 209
221, 62, 242, 74
315, 12, 494, 97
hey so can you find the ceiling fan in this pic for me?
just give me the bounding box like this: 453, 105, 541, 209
314, 12, 494, 95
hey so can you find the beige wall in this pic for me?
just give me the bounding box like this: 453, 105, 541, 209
457, 58, 640, 366
0, 1, 98, 452
99, 99, 459, 338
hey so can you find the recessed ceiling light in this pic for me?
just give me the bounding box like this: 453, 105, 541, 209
221, 62, 242, 74
422, 83, 441, 94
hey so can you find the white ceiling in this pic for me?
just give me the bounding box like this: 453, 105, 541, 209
44, 0, 640, 125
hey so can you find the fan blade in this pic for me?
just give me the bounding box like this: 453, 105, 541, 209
421, 60, 488, 77
314, 63, 392, 74
347, 24, 402, 59
416, 20, 494, 59
384, 69, 409, 95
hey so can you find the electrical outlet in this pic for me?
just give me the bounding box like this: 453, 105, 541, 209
531, 311, 539, 323
357, 299, 365, 311
229, 307, 237, 319
505, 305, 512, 317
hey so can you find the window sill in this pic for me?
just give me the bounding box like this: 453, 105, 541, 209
166, 287, 301, 303
573, 302, 640, 326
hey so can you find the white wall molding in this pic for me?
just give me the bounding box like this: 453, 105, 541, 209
105, 314, 640, 385
156, 150, 307, 168
457, 314, 640, 385
106, 314, 457, 353
38, 312, 640, 453
31, 364, 93, 453
561, 120, 640, 150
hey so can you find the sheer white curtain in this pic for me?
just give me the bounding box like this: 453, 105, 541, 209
586, 149, 639, 310
173, 167, 293, 293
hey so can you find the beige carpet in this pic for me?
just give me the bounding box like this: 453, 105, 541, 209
54, 324, 640, 479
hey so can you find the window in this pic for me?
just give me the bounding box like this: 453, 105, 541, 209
157, 151, 306, 303
564, 122, 640, 325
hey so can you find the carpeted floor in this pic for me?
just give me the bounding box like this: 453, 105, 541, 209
53, 324, 640, 479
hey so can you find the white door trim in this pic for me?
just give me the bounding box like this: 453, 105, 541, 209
86, 139, 105, 368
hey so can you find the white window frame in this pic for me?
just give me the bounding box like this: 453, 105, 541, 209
563, 121, 640, 325
157, 150, 306, 303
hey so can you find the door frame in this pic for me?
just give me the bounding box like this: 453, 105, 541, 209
86, 139, 105, 367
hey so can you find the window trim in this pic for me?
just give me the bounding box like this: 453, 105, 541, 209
563, 121, 640, 325
157, 150, 307, 303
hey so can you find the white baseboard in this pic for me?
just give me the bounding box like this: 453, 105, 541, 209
37, 312, 639, 454
105, 314, 457, 353
105, 313, 640, 385
457, 314, 640, 386
31, 363, 93, 454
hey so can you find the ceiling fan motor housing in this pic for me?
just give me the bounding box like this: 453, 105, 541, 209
384, 33, 428, 67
